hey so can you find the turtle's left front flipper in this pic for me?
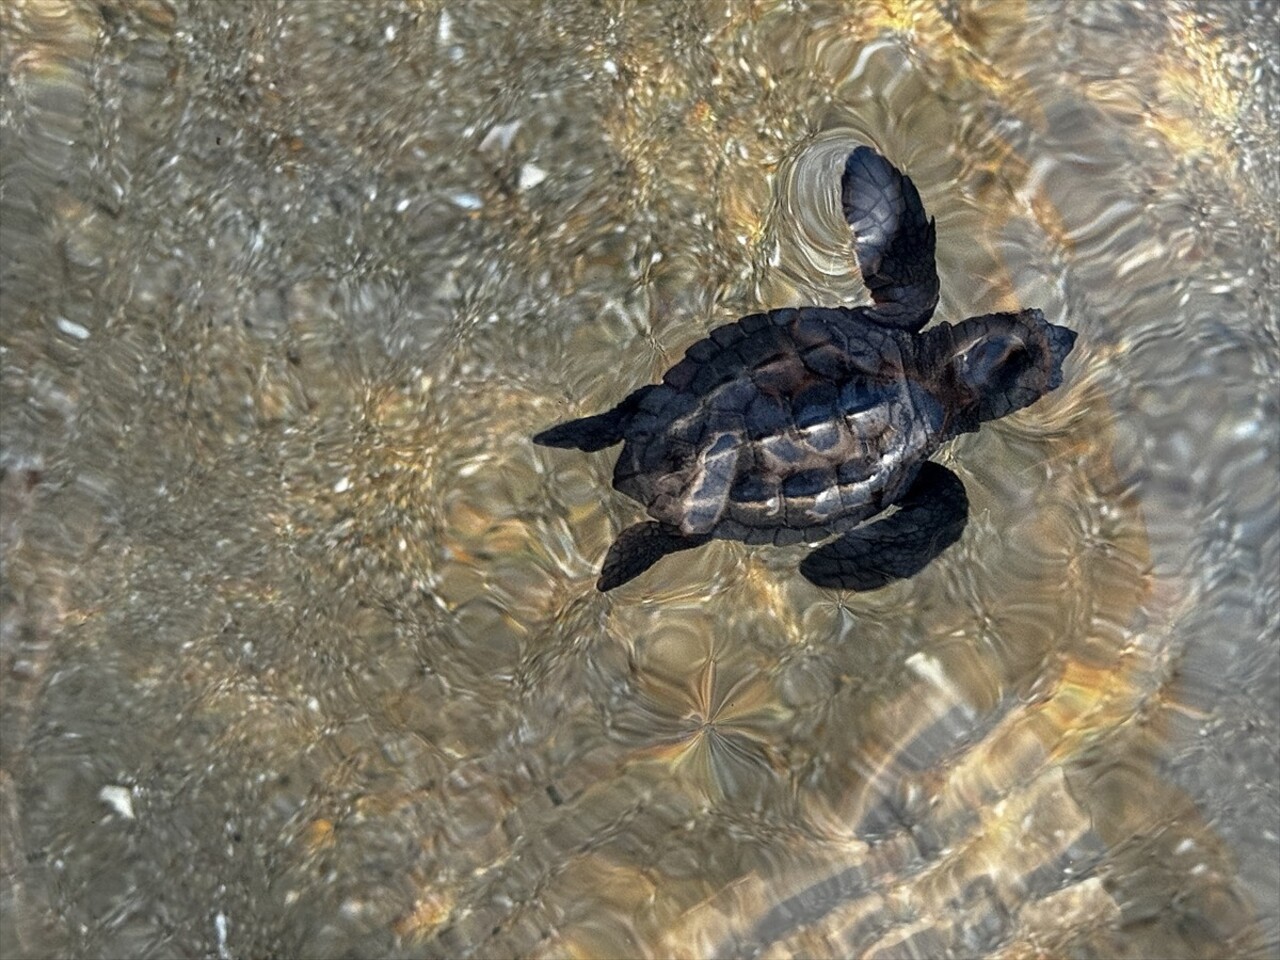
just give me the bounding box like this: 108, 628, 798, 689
841, 145, 939, 331
799, 461, 967, 590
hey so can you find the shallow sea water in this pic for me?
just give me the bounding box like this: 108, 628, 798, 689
1, 1, 1277, 957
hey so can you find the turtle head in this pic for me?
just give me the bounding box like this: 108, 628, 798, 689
937, 309, 1076, 429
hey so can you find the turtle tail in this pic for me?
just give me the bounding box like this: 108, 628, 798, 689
533, 385, 655, 452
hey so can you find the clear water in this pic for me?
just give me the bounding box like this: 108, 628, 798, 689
2, 1, 1276, 958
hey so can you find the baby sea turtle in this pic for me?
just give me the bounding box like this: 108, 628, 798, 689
535, 146, 1076, 591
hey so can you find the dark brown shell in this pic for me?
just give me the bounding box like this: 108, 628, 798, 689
611, 306, 947, 545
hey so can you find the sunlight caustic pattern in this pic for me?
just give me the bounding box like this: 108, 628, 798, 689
2, 1, 1275, 958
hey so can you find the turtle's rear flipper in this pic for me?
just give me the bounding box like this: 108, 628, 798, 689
599, 521, 711, 591
799, 462, 967, 590
841, 146, 940, 332
533, 386, 655, 452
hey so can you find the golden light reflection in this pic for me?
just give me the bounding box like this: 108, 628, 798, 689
392, 889, 455, 943
1149, 12, 1245, 161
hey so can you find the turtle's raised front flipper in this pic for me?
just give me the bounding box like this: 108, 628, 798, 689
598, 521, 711, 591
799, 461, 966, 590
533, 385, 655, 452
841, 146, 940, 332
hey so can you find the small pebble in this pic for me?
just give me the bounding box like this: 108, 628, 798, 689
98, 785, 135, 819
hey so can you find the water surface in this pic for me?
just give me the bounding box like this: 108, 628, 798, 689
2, 1, 1277, 957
